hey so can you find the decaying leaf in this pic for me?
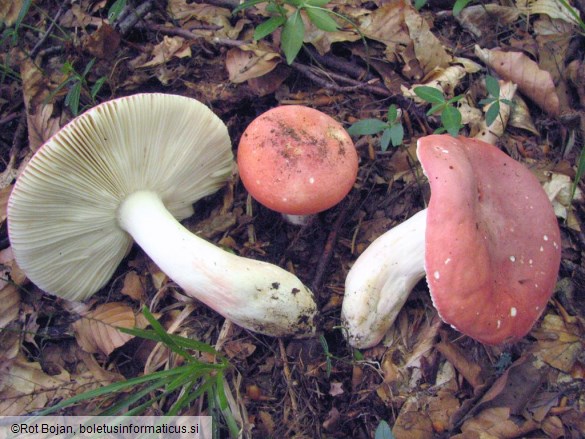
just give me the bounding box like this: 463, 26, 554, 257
530, 314, 583, 373
516, 0, 581, 26
392, 396, 434, 439
436, 340, 486, 389
401, 65, 466, 101
542, 172, 583, 230
456, 407, 539, 438
139, 36, 192, 68
225, 45, 281, 84
474, 45, 560, 116
0, 0, 24, 26
120, 270, 145, 301
0, 354, 71, 415
456, 4, 521, 38
72, 302, 136, 356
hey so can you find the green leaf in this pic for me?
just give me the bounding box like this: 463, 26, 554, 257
501, 98, 515, 107
380, 128, 392, 151
306, 7, 338, 32
90, 76, 107, 99
375, 420, 395, 439
485, 75, 500, 98
232, 0, 266, 14
65, 82, 82, 116
387, 104, 398, 123
414, 0, 427, 10
485, 101, 500, 126
281, 10, 305, 64
427, 103, 445, 116
254, 15, 286, 40
453, 0, 471, 16
413, 86, 446, 104
478, 97, 495, 106
389, 123, 404, 147
347, 118, 389, 136
108, 0, 127, 22
305, 0, 331, 6
441, 105, 462, 137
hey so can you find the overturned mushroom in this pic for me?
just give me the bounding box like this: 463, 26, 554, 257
8, 93, 317, 337
342, 135, 561, 348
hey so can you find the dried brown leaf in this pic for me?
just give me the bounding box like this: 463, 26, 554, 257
474, 45, 560, 116
139, 36, 192, 68
72, 302, 136, 355
225, 46, 280, 84
392, 396, 434, 439
0, 355, 71, 415
457, 5, 521, 38
457, 407, 539, 438
403, 6, 451, 75
530, 314, 583, 372
436, 340, 486, 389
121, 270, 145, 301
0, 0, 23, 26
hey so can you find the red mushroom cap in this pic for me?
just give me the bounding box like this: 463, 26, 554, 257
417, 135, 561, 345
237, 105, 358, 215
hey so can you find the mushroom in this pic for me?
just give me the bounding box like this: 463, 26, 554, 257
8, 93, 317, 337
237, 105, 358, 225
342, 135, 561, 348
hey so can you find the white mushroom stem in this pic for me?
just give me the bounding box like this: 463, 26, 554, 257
342, 209, 427, 349
118, 190, 317, 337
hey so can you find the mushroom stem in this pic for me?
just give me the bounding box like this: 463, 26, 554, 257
118, 190, 317, 337
342, 209, 427, 349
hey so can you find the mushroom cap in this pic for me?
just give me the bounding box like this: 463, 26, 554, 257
417, 135, 561, 345
237, 105, 358, 215
7, 93, 233, 301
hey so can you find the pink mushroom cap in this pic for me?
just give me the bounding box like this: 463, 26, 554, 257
417, 135, 561, 345
237, 105, 358, 215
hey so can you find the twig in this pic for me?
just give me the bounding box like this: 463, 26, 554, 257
310, 192, 359, 298
30, 1, 70, 59
278, 338, 298, 415
115, 0, 155, 37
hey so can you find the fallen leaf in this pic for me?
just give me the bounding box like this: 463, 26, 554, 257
516, 0, 581, 26
72, 302, 136, 355
139, 36, 192, 68
403, 6, 451, 76
225, 45, 281, 84
121, 270, 145, 301
0, 0, 24, 26
436, 340, 486, 389
456, 4, 521, 38
328, 381, 344, 397
474, 45, 560, 116
456, 407, 539, 438
392, 396, 434, 439
530, 314, 583, 372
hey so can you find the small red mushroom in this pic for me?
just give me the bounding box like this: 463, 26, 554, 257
237, 105, 358, 223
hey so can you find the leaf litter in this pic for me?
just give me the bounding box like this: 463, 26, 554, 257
0, 0, 584, 437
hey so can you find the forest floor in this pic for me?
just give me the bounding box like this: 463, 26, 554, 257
0, 0, 584, 438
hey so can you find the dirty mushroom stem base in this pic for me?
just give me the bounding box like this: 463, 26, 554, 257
118, 190, 317, 337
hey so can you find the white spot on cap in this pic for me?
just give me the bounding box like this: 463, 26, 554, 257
553, 242, 559, 249
540, 246, 544, 252
433, 270, 440, 280
444, 258, 451, 265
309, 177, 315, 184
282, 197, 288, 202
529, 259, 533, 265
509, 255, 516, 262
496, 320, 501, 329
510, 307, 517, 317
543, 235, 549, 241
